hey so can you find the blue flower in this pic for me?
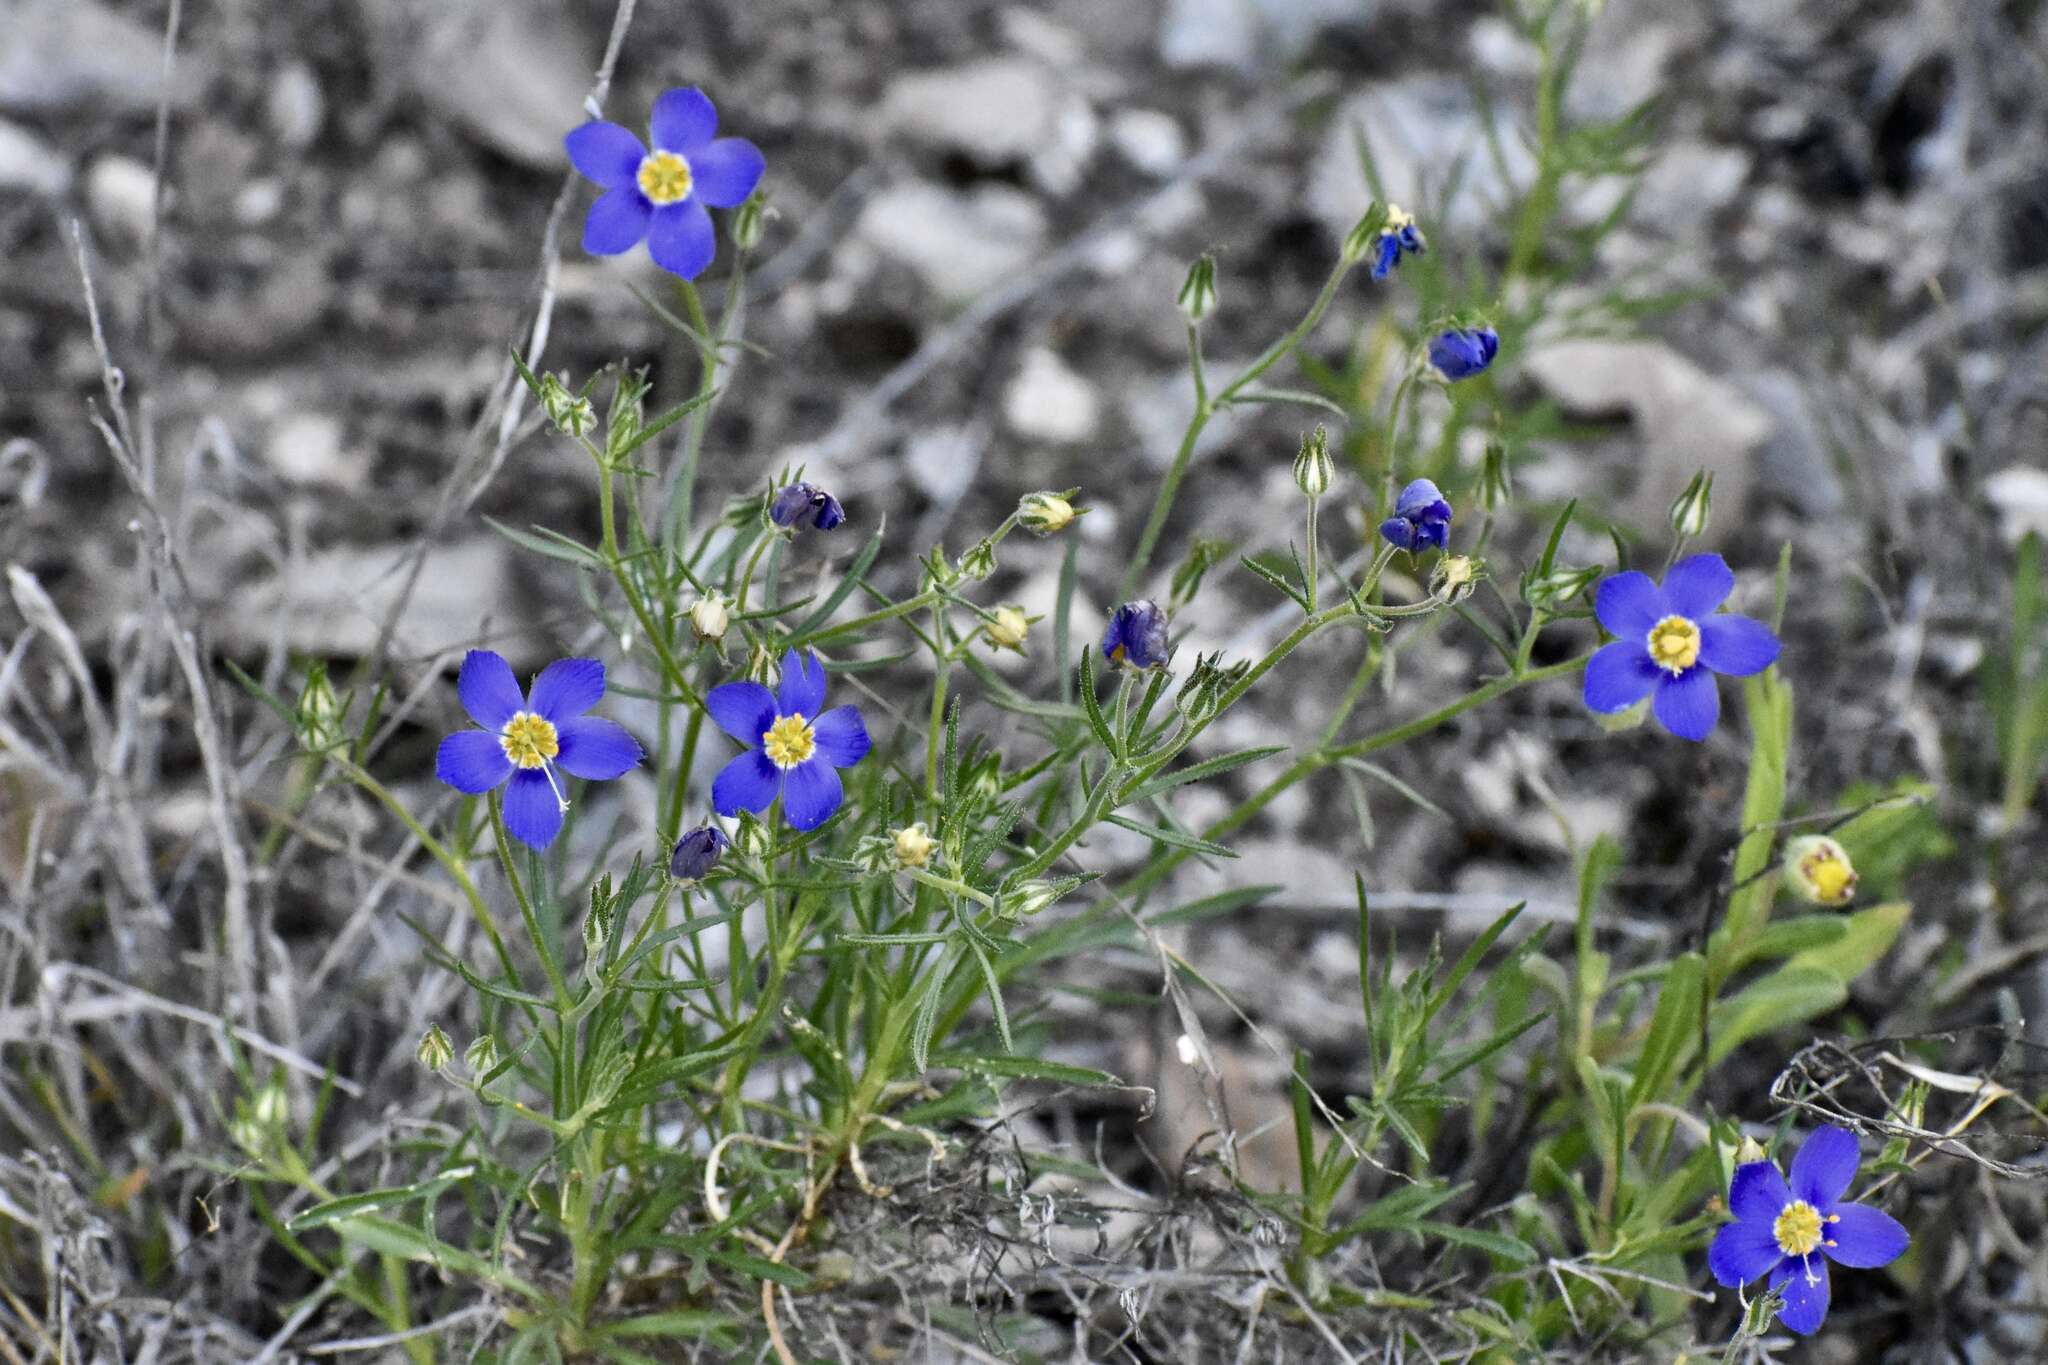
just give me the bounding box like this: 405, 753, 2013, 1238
1371, 206, 1427, 280
769, 481, 845, 532
1101, 600, 1170, 670
1582, 553, 1780, 741
1379, 478, 1452, 552
435, 651, 643, 849
706, 650, 870, 831
669, 824, 731, 883
565, 87, 766, 280
1427, 326, 1499, 382
1708, 1126, 1910, 1336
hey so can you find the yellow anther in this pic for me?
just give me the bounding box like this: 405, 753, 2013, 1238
500, 712, 560, 769
1646, 614, 1702, 673
637, 151, 694, 205
1773, 1200, 1824, 1257
762, 714, 816, 769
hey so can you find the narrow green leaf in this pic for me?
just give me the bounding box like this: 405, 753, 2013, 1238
788, 526, 885, 640
1627, 951, 1704, 1109
941, 1055, 1122, 1086
1125, 746, 1287, 804
482, 516, 603, 569
1707, 965, 1845, 1067
1101, 812, 1238, 857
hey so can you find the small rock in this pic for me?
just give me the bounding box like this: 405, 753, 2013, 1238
264, 412, 361, 490
1161, 0, 1364, 72
411, 1, 587, 170
882, 59, 1058, 167
1123, 368, 1245, 470
1310, 79, 1536, 238
1637, 141, 1752, 233
0, 0, 194, 113
856, 183, 1048, 301
1984, 467, 2048, 547
85, 156, 158, 252
1109, 108, 1185, 178
234, 178, 285, 226
1522, 338, 1772, 541
901, 424, 982, 506
0, 118, 68, 196
230, 539, 523, 659
1003, 347, 1101, 445
267, 60, 325, 150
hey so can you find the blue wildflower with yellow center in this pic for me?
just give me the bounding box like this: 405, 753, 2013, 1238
1708, 1125, 1910, 1336
1371, 205, 1427, 280
1101, 600, 1170, 670
565, 87, 765, 280
1427, 325, 1499, 382
435, 651, 643, 848
1582, 553, 1780, 741
707, 650, 870, 831
1379, 478, 1452, 553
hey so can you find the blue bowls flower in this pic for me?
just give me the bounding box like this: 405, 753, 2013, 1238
1101, 601, 1170, 670
1582, 553, 1780, 741
1427, 326, 1499, 382
769, 481, 846, 533
706, 650, 870, 831
1379, 478, 1452, 553
565, 87, 765, 280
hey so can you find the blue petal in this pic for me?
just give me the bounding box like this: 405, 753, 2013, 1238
1790, 1125, 1861, 1209
690, 137, 765, 208
528, 658, 605, 721
810, 705, 870, 768
1769, 1255, 1830, 1336
437, 730, 512, 794
502, 769, 564, 849
646, 200, 715, 280
1378, 516, 1418, 551
1662, 553, 1735, 618
777, 650, 828, 719
1418, 519, 1449, 552
1371, 234, 1399, 279
650, 87, 717, 153
1583, 640, 1661, 713
1729, 1159, 1793, 1225
712, 750, 780, 815
1593, 571, 1666, 639
1700, 614, 1780, 678
584, 186, 651, 255
780, 758, 843, 831
706, 682, 776, 746
1394, 479, 1447, 520
564, 120, 645, 187
457, 650, 523, 729
554, 716, 642, 780
1708, 1216, 1783, 1288
1823, 1202, 1909, 1269
1652, 666, 1719, 741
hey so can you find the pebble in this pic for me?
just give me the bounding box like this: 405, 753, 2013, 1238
410, 1, 586, 169
0, 0, 190, 113
856, 183, 1048, 301
1108, 108, 1186, 178
1984, 467, 2048, 547
0, 118, 69, 196
264, 412, 360, 490
1003, 347, 1101, 445
267, 60, 325, 150
1309, 79, 1535, 238
881, 58, 1059, 167
85, 156, 158, 252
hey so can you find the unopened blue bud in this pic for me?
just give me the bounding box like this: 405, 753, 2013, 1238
669, 825, 731, 884
1426, 326, 1500, 382
1379, 478, 1452, 553
1101, 600, 1170, 670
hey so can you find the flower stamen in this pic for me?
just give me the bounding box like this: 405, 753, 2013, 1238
1773, 1200, 1824, 1258
501, 712, 560, 769
762, 714, 817, 769
1645, 614, 1702, 673
637, 150, 694, 205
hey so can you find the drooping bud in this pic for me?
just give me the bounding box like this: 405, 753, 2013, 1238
464, 1034, 501, 1077
957, 538, 997, 581
1733, 1134, 1768, 1167
1177, 253, 1218, 325
892, 822, 937, 869
1425, 325, 1500, 383
1669, 470, 1713, 540
1783, 835, 1857, 907
417, 1023, 454, 1072
1339, 203, 1393, 267
985, 605, 1030, 653
687, 594, 730, 644
537, 371, 596, 438
1365, 204, 1427, 280
1101, 600, 1171, 670
731, 192, 770, 251
1480, 439, 1512, 512
1018, 490, 1081, 536
1293, 425, 1334, 500
669, 825, 732, 885
1379, 478, 1452, 553
769, 481, 846, 533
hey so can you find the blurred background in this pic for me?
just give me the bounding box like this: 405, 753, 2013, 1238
3, 0, 2047, 1357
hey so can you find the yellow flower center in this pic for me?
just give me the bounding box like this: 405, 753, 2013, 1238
1773, 1200, 1824, 1257
1805, 852, 1855, 904
500, 712, 559, 770
637, 150, 694, 205
762, 714, 816, 769
1646, 614, 1702, 673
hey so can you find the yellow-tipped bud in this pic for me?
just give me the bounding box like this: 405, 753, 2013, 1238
892, 823, 936, 869
1783, 835, 1857, 906
985, 605, 1030, 653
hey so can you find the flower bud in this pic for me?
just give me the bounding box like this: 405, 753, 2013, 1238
1340, 203, 1392, 266
1426, 325, 1500, 383
687, 593, 730, 644
581, 897, 614, 957
1521, 564, 1601, 611
1783, 835, 1857, 907
1018, 490, 1080, 536
985, 605, 1030, 653
464, 1034, 501, 1077
1177, 253, 1217, 325
417, 1023, 454, 1072
1174, 651, 1248, 725
1101, 600, 1170, 670
957, 539, 997, 581
1365, 205, 1427, 280
769, 481, 845, 533
1480, 439, 1512, 512
295, 663, 344, 751
1380, 478, 1452, 553
731, 192, 770, 251
1431, 554, 1481, 603
1733, 1134, 1769, 1167
1593, 697, 1650, 733
538, 372, 596, 438
669, 825, 731, 885
1293, 425, 1334, 500
1000, 880, 1063, 919
252, 1079, 288, 1128
1669, 470, 1713, 539
892, 822, 936, 869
